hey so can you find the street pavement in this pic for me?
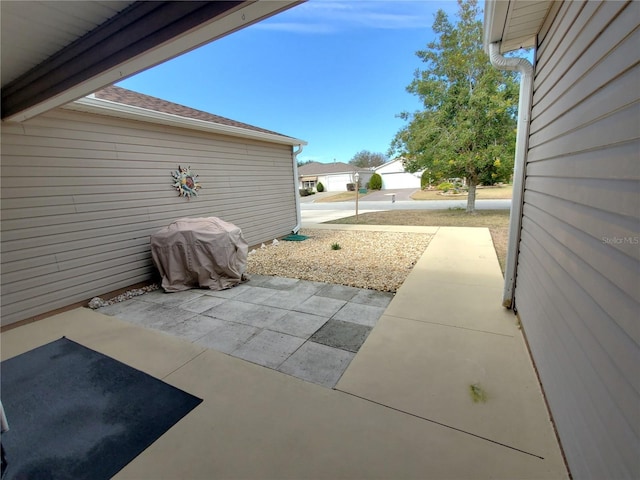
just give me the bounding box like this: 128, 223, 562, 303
300, 189, 511, 225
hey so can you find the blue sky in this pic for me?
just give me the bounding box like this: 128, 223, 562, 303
117, 1, 461, 164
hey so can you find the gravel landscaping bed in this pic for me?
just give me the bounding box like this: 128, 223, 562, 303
246, 229, 432, 292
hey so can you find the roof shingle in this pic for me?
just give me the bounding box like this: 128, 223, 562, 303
298, 161, 369, 175
93, 85, 293, 139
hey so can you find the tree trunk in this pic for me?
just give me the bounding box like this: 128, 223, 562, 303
466, 180, 477, 213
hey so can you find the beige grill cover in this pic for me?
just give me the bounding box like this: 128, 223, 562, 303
150, 217, 248, 292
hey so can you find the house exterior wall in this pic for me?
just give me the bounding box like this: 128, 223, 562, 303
375, 160, 421, 190
514, 2, 639, 478
0, 109, 298, 326
324, 173, 355, 192
380, 172, 421, 190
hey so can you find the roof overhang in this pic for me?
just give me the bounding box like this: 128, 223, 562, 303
1, 1, 303, 122
64, 96, 307, 147
483, 0, 552, 53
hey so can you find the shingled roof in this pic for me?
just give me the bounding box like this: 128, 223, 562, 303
298, 161, 369, 175
93, 85, 292, 138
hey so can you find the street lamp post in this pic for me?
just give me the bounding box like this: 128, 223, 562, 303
354, 172, 359, 223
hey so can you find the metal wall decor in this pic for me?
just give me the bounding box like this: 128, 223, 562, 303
171, 165, 201, 199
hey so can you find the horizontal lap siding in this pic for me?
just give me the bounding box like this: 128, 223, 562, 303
0, 110, 297, 326
517, 1, 640, 479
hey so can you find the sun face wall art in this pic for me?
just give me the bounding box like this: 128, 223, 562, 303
171, 165, 201, 199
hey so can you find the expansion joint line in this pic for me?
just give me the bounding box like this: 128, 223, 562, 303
333, 389, 545, 460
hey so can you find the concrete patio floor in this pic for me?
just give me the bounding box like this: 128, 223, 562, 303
0, 225, 568, 479
93, 274, 394, 388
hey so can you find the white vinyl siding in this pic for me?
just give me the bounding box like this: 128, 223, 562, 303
1, 109, 297, 326
514, 1, 640, 479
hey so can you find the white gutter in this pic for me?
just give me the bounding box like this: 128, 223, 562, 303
488, 42, 534, 309
291, 145, 304, 234
64, 96, 307, 147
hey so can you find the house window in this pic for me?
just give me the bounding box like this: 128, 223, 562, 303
302, 180, 316, 190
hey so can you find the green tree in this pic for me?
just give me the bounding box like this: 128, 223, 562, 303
349, 150, 388, 169
389, 0, 518, 212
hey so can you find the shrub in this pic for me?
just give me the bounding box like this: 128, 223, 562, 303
369, 173, 383, 190
331, 243, 341, 250
316, 181, 324, 192
346, 183, 356, 191
437, 182, 455, 192
421, 170, 430, 189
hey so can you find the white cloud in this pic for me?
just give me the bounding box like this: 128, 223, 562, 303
254, 0, 454, 34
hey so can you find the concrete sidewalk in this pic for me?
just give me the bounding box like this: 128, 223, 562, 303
0, 225, 567, 479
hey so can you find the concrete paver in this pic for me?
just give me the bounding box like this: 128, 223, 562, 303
263, 311, 329, 338
175, 294, 226, 314
194, 321, 260, 354
258, 288, 316, 310
294, 295, 347, 317
309, 319, 371, 353
332, 301, 386, 327
92, 270, 392, 389
278, 342, 355, 387
162, 314, 228, 342
232, 329, 306, 369
350, 288, 395, 307
315, 283, 360, 301
201, 299, 288, 328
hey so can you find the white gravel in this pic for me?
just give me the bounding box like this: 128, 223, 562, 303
246, 229, 432, 293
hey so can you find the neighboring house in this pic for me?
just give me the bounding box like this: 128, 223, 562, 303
298, 161, 371, 192
0, 1, 305, 328
484, 1, 639, 479
374, 159, 422, 190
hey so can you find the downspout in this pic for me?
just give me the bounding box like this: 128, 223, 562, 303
291, 144, 304, 234
488, 42, 534, 308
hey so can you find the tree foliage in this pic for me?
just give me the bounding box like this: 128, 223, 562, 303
349, 150, 388, 169
369, 173, 383, 190
389, 0, 518, 212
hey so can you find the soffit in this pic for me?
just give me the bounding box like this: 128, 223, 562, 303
484, 0, 552, 53
1, 1, 303, 121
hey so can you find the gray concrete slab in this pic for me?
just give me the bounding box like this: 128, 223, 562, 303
203, 283, 252, 299
261, 276, 301, 290
278, 342, 355, 388
176, 294, 227, 314
288, 279, 327, 296
162, 314, 227, 342
100, 300, 197, 329
350, 289, 394, 308
264, 311, 329, 339
258, 289, 315, 310
294, 295, 347, 317
201, 300, 287, 328
333, 301, 387, 327
309, 319, 372, 353
139, 289, 205, 308
194, 321, 260, 354
138, 305, 200, 330
96, 298, 154, 318
243, 274, 272, 287
232, 285, 279, 304
315, 283, 361, 301
232, 330, 306, 369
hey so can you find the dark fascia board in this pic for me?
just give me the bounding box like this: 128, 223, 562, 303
2, 1, 303, 121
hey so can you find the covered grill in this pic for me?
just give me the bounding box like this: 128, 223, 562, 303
150, 217, 248, 292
